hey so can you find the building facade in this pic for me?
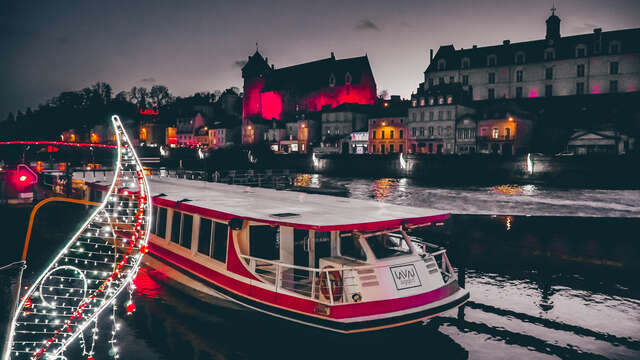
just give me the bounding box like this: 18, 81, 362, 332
424, 10, 639, 101
241, 50, 377, 145
408, 84, 474, 154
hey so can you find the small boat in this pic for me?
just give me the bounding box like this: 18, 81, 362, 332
78, 175, 469, 333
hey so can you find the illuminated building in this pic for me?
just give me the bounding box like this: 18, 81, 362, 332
208, 121, 240, 150
475, 101, 534, 155
165, 127, 178, 147
369, 96, 410, 154
241, 50, 377, 145
424, 9, 639, 101
320, 103, 370, 153
139, 121, 166, 146
408, 84, 473, 154
348, 131, 369, 154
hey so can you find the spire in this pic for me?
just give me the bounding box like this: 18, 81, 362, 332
545, 4, 561, 40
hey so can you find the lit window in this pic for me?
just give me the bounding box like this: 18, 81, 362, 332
419, 98, 425, 106
447, 96, 453, 104
428, 97, 434, 105
438, 97, 444, 104
492, 128, 499, 139
412, 99, 417, 107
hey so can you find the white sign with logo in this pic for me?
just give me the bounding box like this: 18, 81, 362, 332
390, 264, 421, 290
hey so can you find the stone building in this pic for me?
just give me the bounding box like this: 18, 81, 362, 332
408, 84, 473, 154
320, 103, 370, 153
567, 130, 635, 155
241, 50, 377, 145
368, 96, 410, 154
424, 9, 639, 101
475, 102, 535, 155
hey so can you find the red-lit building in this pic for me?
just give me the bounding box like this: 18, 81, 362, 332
241, 50, 377, 145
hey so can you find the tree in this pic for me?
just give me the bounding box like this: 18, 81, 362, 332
129, 87, 149, 108
150, 85, 173, 108
114, 91, 129, 102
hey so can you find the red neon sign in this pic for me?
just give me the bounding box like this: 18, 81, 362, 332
140, 109, 159, 115
0, 141, 116, 149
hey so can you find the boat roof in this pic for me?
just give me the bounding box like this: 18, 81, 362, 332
77, 173, 449, 232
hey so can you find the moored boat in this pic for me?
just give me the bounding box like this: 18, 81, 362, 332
77, 174, 469, 333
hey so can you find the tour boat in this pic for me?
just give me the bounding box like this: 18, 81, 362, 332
78, 175, 469, 333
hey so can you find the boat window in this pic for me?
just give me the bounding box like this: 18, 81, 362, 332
150, 206, 158, 235
365, 233, 412, 259
212, 222, 228, 263
181, 214, 193, 249
157, 207, 167, 238
314, 231, 331, 266
198, 218, 212, 255
339, 232, 366, 261
171, 210, 181, 244
249, 225, 279, 260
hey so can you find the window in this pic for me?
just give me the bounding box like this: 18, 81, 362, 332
577, 82, 585, 95
411, 99, 417, 107
213, 222, 228, 262
609, 41, 620, 54
516, 70, 523, 82
419, 98, 425, 106
545, 84, 553, 97
576, 45, 586, 57
437, 59, 446, 71
438, 77, 444, 85
488, 88, 495, 100
150, 206, 158, 235
345, 72, 352, 85
420, 111, 425, 121
438, 97, 444, 105
487, 55, 496, 66
371, 144, 376, 153
381, 131, 385, 139
198, 218, 212, 255
156, 207, 167, 238
380, 144, 385, 154
411, 143, 416, 153
488, 72, 495, 84
411, 112, 416, 121
461, 58, 470, 69
438, 111, 443, 120
505, 127, 511, 139
399, 130, 404, 139
181, 214, 193, 249
390, 144, 394, 152
340, 233, 366, 261
447, 96, 453, 104
429, 112, 434, 120
545, 67, 553, 80
249, 225, 279, 260
515, 53, 525, 65
610, 80, 618, 93
462, 75, 469, 85
366, 233, 411, 259
411, 127, 416, 137
516, 87, 523, 98
390, 130, 395, 139
577, 64, 585, 77
449, 76, 454, 83
610, 62, 619, 75
399, 144, 403, 153
171, 210, 182, 244
437, 127, 441, 135
492, 128, 499, 139
428, 127, 434, 136
544, 49, 555, 61
446, 111, 452, 120
428, 143, 433, 153
419, 127, 425, 136
329, 74, 336, 87
372, 130, 376, 139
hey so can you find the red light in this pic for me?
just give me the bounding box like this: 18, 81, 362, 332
19, 175, 27, 182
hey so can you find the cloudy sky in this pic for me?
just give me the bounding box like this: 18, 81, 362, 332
1, 0, 639, 120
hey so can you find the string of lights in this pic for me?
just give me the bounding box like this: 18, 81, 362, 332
4, 115, 152, 360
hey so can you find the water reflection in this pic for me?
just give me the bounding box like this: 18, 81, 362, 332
490, 184, 538, 196
372, 178, 399, 201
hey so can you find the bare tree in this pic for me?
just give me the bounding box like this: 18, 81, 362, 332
150, 85, 173, 108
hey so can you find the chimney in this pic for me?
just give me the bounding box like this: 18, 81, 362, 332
429, 49, 433, 64
593, 27, 602, 33
472, 45, 477, 49
330, 51, 335, 60
503, 40, 510, 45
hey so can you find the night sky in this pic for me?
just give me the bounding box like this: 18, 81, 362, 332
1, 0, 639, 120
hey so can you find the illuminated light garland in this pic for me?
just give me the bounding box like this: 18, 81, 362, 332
4, 115, 152, 360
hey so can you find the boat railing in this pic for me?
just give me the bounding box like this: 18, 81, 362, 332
239, 249, 456, 306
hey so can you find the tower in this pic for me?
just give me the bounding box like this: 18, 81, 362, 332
241, 50, 272, 120
545, 5, 561, 40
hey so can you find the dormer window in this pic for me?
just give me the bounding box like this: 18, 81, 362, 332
438, 97, 444, 105
609, 41, 621, 54
419, 98, 425, 106
575, 44, 587, 58
487, 55, 497, 67
428, 97, 434, 105
329, 74, 336, 87
515, 52, 525, 65
411, 99, 417, 107
345, 72, 352, 85
544, 48, 555, 61
461, 58, 470, 69
446, 96, 453, 104
437, 59, 447, 71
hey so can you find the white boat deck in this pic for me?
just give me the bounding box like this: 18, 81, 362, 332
76, 172, 448, 229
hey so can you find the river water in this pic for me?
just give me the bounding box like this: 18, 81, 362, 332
1, 177, 639, 359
